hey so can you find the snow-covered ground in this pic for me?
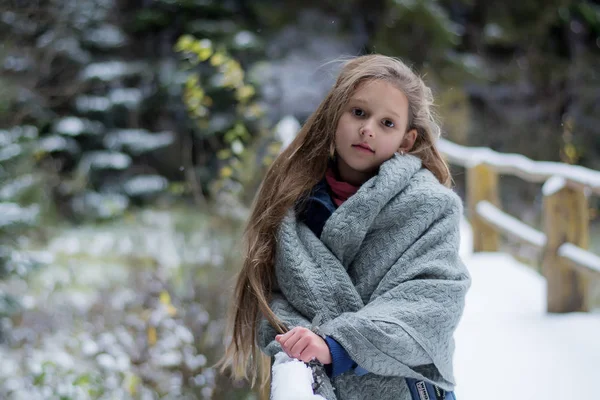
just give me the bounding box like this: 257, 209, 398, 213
454, 220, 600, 400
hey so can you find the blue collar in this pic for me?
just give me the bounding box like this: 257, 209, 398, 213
297, 179, 336, 238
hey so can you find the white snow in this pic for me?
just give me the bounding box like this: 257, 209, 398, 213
0, 174, 36, 200
476, 201, 546, 248
438, 138, 600, 194
75, 95, 112, 112
454, 220, 600, 400
231, 139, 244, 155
108, 88, 143, 108
484, 23, 505, 40
558, 242, 600, 275
103, 129, 174, 155
541, 176, 567, 197
233, 31, 258, 48
54, 117, 85, 136
0, 143, 22, 162
274, 116, 301, 151
0, 202, 39, 228
84, 24, 127, 49
122, 175, 168, 197
79, 151, 132, 171
459, 217, 473, 260
79, 61, 144, 82
271, 352, 325, 400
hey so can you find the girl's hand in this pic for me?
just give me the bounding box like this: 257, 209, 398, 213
275, 327, 332, 365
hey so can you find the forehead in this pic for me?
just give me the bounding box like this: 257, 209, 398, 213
349, 80, 409, 120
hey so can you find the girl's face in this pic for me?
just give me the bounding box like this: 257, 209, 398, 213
334, 79, 416, 186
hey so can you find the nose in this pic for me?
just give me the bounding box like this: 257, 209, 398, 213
360, 120, 375, 137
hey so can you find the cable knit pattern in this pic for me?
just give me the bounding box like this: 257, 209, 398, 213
258, 153, 471, 400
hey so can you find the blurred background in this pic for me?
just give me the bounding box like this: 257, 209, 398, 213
0, 0, 599, 399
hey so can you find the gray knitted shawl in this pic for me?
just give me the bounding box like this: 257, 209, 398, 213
258, 154, 471, 400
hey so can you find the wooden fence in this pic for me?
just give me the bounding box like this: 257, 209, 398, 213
438, 139, 600, 313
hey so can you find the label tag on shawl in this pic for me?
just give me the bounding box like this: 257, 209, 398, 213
406, 378, 450, 400
415, 381, 430, 400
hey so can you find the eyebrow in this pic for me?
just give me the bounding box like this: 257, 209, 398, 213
349, 98, 404, 121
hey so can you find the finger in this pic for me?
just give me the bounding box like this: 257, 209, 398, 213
276, 327, 295, 342
277, 327, 294, 342
279, 326, 299, 341
277, 328, 296, 357
299, 349, 316, 363
278, 343, 293, 358
285, 327, 310, 355
278, 330, 298, 356
278, 327, 294, 343
290, 336, 311, 359
299, 342, 317, 363
281, 332, 296, 354
281, 329, 302, 351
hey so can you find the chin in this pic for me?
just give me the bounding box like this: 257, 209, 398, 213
346, 160, 377, 174
337, 151, 377, 173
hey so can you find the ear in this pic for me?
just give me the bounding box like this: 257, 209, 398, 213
399, 128, 417, 153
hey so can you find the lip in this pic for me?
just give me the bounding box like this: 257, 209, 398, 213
352, 143, 375, 153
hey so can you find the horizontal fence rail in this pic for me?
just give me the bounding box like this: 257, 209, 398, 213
475, 200, 600, 277
475, 201, 547, 249
439, 139, 600, 196
438, 138, 600, 313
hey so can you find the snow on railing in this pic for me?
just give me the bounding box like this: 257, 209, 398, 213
476, 201, 547, 249
475, 201, 600, 277
439, 139, 600, 313
438, 138, 600, 195
558, 243, 600, 276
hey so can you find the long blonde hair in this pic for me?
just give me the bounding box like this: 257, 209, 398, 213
219, 54, 451, 387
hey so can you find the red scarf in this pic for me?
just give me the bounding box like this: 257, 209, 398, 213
325, 167, 360, 207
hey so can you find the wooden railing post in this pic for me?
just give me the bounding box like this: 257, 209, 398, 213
467, 163, 500, 252
542, 179, 590, 313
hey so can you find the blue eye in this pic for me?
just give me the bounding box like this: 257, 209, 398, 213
383, 119, 395, 128
352, 108, 365, 117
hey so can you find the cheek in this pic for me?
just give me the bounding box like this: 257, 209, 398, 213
338, 113, 355, 128
378, 135, 403, 155
337, 115, 356, 137
334, 118, 347, 138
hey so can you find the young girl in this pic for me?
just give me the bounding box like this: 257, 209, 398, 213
222, 54, 471, 400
